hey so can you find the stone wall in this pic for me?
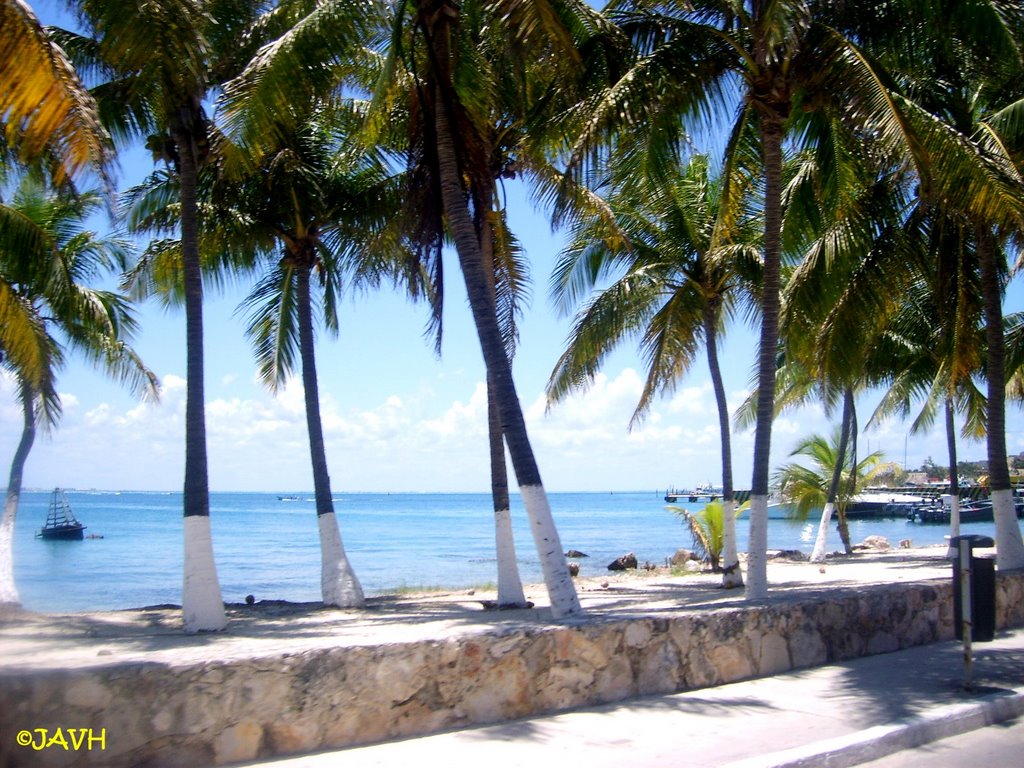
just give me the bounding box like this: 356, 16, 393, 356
3, 572, 1022, 768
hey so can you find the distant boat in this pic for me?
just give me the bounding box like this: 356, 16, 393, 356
906, 496, 1024, 524
277, 495, 302, 501
664, 482, 723, 503
37, 489, 86, 540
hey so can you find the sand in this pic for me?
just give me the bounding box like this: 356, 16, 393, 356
0, 544, 964, 672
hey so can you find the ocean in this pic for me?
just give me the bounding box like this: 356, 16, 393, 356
11, 490, 1016, 613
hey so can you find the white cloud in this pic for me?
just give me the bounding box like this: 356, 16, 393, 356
7, 362, 1010, 494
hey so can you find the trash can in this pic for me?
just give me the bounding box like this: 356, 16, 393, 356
952, 534, 995, 642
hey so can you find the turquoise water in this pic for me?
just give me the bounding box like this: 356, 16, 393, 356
11, 490, 1016, 612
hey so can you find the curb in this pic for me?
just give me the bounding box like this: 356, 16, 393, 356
721, 688, 1024, 768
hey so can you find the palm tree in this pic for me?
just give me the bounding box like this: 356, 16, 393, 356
866, 210, 987, 554
230, 118, 412, 609
364, 0, 628, 617
480, 211, 530, 608
213, 0, 534, 609
0, 173, 158, 606
125, 99, 420, 607
548, 154, 760, 587
569, 0, 934, 597
211, 0, 623, 617
67, 0, 271, 631
215, 0, 531, 607
406, 0, 585, 616
858, 2, 1024, 568
669, 499, 745, 573
771, 151, 919, 561
0, 0, 110, 183
774, 429, 883, 541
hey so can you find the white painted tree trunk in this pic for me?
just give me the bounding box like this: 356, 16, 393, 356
809, 502, 835, 563
746, 494, 769, 599
319, 512, 365, 608
992, 488, 1024, 569
520, 485, 580, 618
494, 504, 527, 606
0, 496, 18, 605
945, 496, 961, 559
720, 498, 743, 588
183, 516, 226, 632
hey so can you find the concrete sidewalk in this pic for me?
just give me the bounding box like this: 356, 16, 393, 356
242, 629, 1024, 768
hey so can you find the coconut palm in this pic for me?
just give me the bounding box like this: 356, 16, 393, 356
728, 140, 913, 562
548, 154, 760, 587
568, 0, 943, 598
362, 0, 629, 617
858, 2, 1024, 568
214, 0, 534, 607
401, 0, 569, 616
66, 0, 273, 631
866, 210, 988, 553
124, 97, 422, 607
213, 0, 626, 618
215, 0, 533, 607
0, 0, 110, 183
0, 172, 158, 606
230, 118, 412, 609
669, 499, 746, 573
772, 148, 924, 560
774, 429, 883, 537
480, 212, 531, 608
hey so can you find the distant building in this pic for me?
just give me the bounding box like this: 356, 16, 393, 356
905, 472, 929, 485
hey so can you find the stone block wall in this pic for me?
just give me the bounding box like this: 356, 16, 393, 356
2, 571, 1022, 768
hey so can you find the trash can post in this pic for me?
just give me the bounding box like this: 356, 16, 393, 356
951, 534, 996, 692
959, 537, 973, 689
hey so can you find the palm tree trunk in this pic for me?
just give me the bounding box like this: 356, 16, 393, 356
432, 83, 579, 618
176, 124, 226, 633
0, 384, 36, 606
705, 303, 741, 587
837, 394, 856, 555
477, 192, 527, 608
944, 396, 962, 557
977, 222, 1024, 568
810, 389, 854, 562
747, 115, 786, 599
488, 373, 527, 607
296, 264, 364, 608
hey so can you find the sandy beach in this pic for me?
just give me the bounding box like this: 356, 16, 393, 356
0, 543, 961, 672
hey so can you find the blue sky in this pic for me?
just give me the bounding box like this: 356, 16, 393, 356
4, 2, 1023, 493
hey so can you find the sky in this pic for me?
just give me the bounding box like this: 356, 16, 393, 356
5, 3, 1024, 494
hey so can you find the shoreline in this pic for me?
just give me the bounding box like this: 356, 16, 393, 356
5, 541, 954, 616
0, 543, 962, 672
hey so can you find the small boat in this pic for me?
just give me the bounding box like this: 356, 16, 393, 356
37, 489, 86, 540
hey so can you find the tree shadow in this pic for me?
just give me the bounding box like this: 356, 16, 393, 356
823, 636, 1024, 724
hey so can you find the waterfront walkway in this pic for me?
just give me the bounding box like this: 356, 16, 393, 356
243, 628, 1024, 768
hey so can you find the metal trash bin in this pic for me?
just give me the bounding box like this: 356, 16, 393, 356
952, 534, 995, 643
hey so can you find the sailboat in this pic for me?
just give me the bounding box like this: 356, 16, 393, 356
37, 489, 86, 540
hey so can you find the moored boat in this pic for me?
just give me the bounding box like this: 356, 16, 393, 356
664, 482, 724, 503
37, 489, 86, 540
846, 491, 930, 518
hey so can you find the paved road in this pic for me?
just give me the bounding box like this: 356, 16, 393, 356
859, 716, 1024, 766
